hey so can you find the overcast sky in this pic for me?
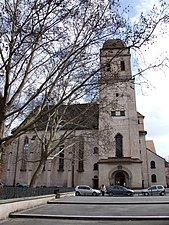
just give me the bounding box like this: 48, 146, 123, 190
121, 0, 169, 159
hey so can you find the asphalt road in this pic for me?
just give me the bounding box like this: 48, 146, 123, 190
1, 195, 169, 225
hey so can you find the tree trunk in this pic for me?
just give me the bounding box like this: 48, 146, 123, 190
29, 161, 46, 187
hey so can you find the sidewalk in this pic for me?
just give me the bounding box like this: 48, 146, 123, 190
9, 195, 169, 221
0, 192, 74, 221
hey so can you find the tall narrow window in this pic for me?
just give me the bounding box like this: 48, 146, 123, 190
93, 163, 98, 171
23, 136, 29, 154
41, 138, 47, 171
150, 161, 156, 169
120, 61, 125, 71
115, 133, 123, 157
21, 136, 29, 171
151, 174, 157, 182
78, 136, 84, 172
58, 145, 64, 171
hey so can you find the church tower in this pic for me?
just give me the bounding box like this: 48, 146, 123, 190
98, 39, 143, 188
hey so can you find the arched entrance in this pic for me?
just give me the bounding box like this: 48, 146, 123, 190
109, 170, 130, 187
115, 172, 126, 186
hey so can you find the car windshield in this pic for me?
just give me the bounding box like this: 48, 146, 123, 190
123, 187, 128, 190
148, 186, 156, 190
157, 186, 163, 189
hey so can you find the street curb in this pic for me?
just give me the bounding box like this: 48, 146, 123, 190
9, 213, 169, 221
47, 200, 169, 205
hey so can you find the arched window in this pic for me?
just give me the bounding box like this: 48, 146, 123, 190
115, 133, 123, 157
150, 161, 156, 168
23, 136, 29, 154
93, 163, 98, 171
78, 136, 84, 172
120, 61, 125, 71
58, 145, 64, 171
93, 147, 98, 154
21, 136, 29, 171
151, 174, 157, 183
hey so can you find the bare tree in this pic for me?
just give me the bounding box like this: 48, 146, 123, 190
0, 0, 168, 156
21, 102, 99, 186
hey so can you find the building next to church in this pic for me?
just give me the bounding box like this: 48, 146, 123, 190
2, 39, 167, 189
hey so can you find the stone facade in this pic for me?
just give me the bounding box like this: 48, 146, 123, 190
2, 39, 167, 189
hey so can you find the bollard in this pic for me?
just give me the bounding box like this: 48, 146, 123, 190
54, 188, 59, 198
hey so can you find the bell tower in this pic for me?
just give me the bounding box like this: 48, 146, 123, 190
98, 39, 142, 188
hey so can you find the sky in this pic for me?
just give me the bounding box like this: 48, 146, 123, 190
121, 0, 169, 159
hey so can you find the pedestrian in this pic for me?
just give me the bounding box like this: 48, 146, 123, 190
100, 184, 106, 196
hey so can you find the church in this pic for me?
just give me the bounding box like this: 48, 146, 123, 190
3, 39, 167, 189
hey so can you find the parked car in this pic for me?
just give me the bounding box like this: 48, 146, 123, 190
106, 185, 134, 196
16, 183, 29, 187
75, 185, 101, 196
142, 185, 165, 196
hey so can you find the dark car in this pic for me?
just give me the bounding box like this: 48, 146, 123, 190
106, 185, 134, 196
142, 185, 165, 196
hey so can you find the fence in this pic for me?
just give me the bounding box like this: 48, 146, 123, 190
0, 186, 74, 199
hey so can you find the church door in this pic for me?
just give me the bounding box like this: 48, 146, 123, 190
115, 172, 126, 186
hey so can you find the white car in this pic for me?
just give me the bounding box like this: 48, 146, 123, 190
142, 185, 165, 196
75, 185, 101, 196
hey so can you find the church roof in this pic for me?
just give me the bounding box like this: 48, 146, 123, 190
146, 140, 156, 153
146, 147, 165, 161
102, 39, 126, 49
34, 104, 145, 131
36, 103, 99, 130
137, 112, 145, 118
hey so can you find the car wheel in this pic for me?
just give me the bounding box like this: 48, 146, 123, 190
92, 192, 97, 196
109, 192, 114, 196
75, 191, 80, 196
160, 192, 165, 196
144, 192, 149, 196
128, 192, 133, 196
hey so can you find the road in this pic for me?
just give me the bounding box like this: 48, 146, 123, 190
1, 195, 169, 225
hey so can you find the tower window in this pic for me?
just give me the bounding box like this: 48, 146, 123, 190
120, 111, 125, 116
120, 61, 125, 71
93, 147, 98, 154
111, 111, 116, 117
93, 163, 98, 171
115, 133, 123, 157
